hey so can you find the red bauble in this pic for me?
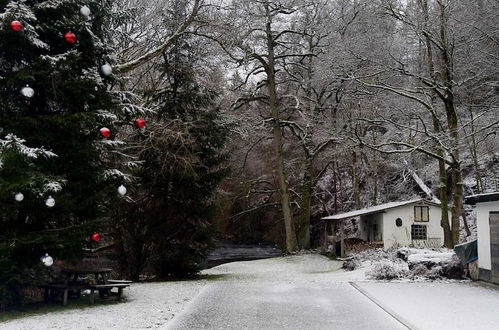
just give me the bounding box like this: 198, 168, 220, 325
99, 127, 111, 138
135, 118, 146, 129
10, 21, 23, 32
64, 32, 77, 44
91, 233, 100, 242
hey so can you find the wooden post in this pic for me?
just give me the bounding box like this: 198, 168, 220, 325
89, 289, 95, 304
63, 289, 68, 306
340, 220, 345, 258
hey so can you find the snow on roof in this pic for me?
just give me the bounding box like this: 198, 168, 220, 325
322, 198, 439, 221
464, 192, 499, 205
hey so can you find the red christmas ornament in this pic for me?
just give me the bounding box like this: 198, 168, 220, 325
64, 32, 77, 44
99, 127, 111, 138
91, 232, 100, 242
135, 118, 146, 129
10, 20, 23, 32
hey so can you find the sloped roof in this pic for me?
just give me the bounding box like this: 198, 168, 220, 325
465, 192, 499, 205
322, 198, 440, 221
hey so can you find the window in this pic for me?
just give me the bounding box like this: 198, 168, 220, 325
411, 225, 427, 240
414, 206, 429, 222
396, 218, 402, 227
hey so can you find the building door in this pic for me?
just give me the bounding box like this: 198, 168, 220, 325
490, 212, 499, 284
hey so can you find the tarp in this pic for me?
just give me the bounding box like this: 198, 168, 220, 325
454, 240, 478, 265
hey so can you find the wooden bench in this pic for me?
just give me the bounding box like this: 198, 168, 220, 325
87, 283, 130, 304
40, 283, 87, 306
107, 279, 132, 284
40, 282, 130, 305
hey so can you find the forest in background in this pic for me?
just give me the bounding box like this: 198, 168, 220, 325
1, 0, 498, 307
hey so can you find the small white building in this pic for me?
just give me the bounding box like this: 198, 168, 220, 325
322, 199, 449, 255
465, 192, 499, 284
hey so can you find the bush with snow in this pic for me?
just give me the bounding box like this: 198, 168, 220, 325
348, 247, 465, 281
366, 262, 408, 280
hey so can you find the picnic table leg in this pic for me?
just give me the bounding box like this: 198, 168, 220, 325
118, 287, 123, 299
89, 289, 95, 304
63, 289, 68, 306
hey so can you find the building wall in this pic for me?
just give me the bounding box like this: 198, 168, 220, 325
475, 201, 499, 271
382, 203, 447, 248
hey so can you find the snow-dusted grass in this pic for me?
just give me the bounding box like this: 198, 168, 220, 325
1, 281, 206, 330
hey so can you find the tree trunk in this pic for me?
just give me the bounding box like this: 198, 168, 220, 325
352, 150, 360, 208
468, 107, 483, 193
297, 158, 313, 249
421, 0, 453, 247
265, 3, 297, 252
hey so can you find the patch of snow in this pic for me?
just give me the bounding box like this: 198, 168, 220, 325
407, 252, 454, 264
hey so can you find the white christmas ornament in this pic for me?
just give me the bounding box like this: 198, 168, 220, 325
80, 5, 91, 17
45, 196, 55, 208
100, 63, 113, 76
118, 185, 127, 196
41, 253, 54, 267
21, 86, 35, 98
15, 192, 24, 202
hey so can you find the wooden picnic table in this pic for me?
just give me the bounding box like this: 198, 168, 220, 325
41, 267, 130, 305
61, 267, 112, 285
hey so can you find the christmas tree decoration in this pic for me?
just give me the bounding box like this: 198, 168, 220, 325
45, 196, 55, 208
91, 232, 100, 242
40, 253, 54, 267
100, 63, 112, 76
10, 20, 23, 32
21, 85, 35, 98
0, 0, 129, 307
64, 32, 77, 44
99, 127, 111, 138
135, 118, 146, 129
80, 5, 91, 17
14, 192, 24, 202
117, 185, 127, 196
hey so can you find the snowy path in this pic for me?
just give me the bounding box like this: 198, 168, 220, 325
164, 255, 406, 329
164, 281, 406, 329
354, 282, 499, 330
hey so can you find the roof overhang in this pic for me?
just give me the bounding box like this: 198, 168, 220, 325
465, 192, 499, 205
322, 198, 440, 221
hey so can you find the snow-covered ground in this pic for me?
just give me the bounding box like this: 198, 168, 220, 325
355, 282, 499, 330
1, 281, 206, 330
2, 254, 499, 329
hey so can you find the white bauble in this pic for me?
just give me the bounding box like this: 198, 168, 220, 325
118, 185, 127, 196
45, 196, 55, 208
100, 63, 113, 76
15, 192, 24, 202
80, 5, 91, 17
21, 86, 35, 98
41, 253, 54, 267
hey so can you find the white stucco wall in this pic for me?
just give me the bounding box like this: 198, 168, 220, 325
382, 203, 448, 248
474, 201, 499, 270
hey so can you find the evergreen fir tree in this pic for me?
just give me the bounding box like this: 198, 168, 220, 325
0, 0, 128, 306
115, 36, 229, 279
